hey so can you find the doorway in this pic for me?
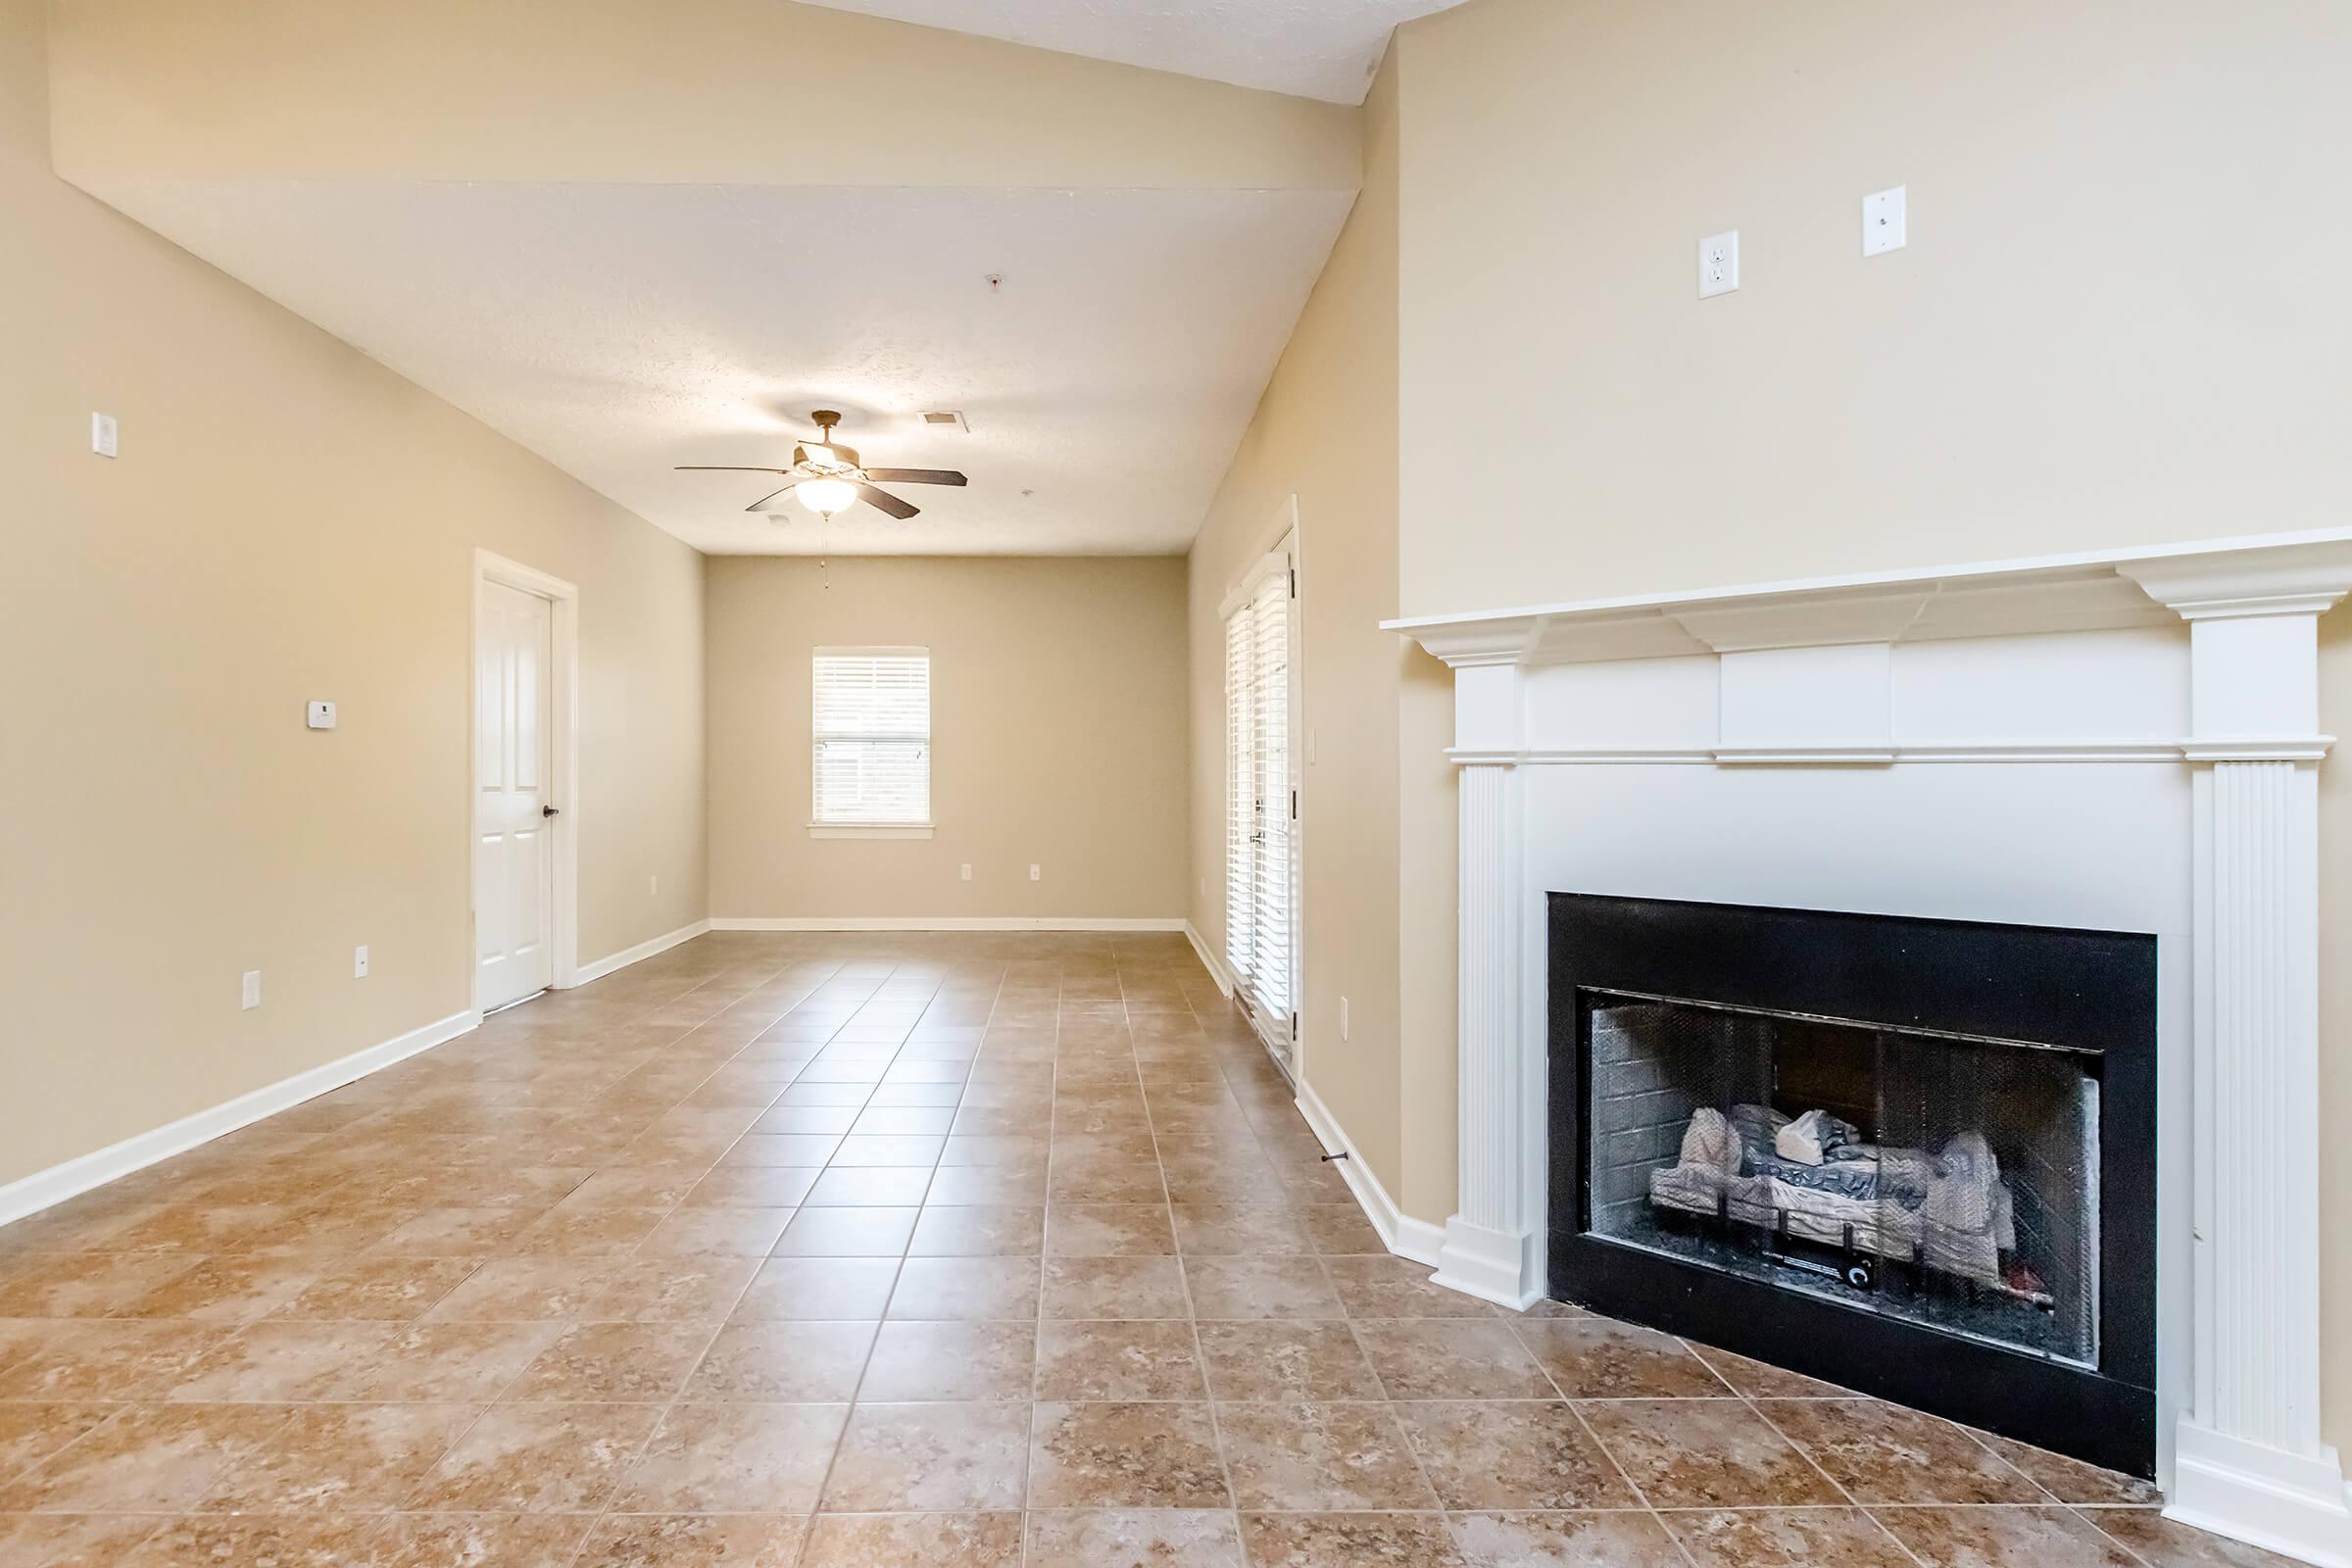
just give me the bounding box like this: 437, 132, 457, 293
472, 550, 579, 1011
1221, 526, 1300, 1073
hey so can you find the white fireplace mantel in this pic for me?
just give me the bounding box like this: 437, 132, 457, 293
1387, 527, 2352, 1568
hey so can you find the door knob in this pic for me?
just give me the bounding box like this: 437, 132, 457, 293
543, 805, 561, 817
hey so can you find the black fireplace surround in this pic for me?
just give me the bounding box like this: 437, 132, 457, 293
1546, 893, 2157, 1477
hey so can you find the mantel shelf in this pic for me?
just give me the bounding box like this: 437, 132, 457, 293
1384, 527, 2352, 668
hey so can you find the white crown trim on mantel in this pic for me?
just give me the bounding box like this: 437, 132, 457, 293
1391, 528, 2352, 1568
1385, 525, 2352, 667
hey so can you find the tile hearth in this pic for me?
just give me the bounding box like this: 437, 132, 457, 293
0, 932, 2285, 1566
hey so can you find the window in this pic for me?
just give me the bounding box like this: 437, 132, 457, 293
810, 648, 932, 837
1223, 542, 1298, 1069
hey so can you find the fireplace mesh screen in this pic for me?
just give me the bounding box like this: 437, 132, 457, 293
1586, 990, 2098, 1367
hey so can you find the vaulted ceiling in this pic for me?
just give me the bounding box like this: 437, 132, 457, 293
797, 0, 1466, 104
47, 0, 1398, 556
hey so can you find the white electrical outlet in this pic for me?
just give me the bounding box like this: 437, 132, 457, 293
1340, 997, 1350, 1042
353, 945, 369, 979
1029, 863, 1042, 882
91, 413, 119, 458
960, 863, 973, 882
240, 970, 262, 1009
306, 700, 337, 730
1863, 185, 1907, 256
1698, 231, 1740, 298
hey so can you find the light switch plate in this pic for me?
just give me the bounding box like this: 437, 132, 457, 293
1863, 185, 1907, 256
1029, 864, 1042, 882
307, 700, 337, 730
91, 413, 119, 458
240, 970, 262, 1010
1698, 230, 1740, 298
960, 863, 973, 882
353, 945, 369, 978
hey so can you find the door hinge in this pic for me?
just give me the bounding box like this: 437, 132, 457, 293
1290, 789, 1298, 820
1290, 1011, 1298, 1039
1288, 565, 1297, 598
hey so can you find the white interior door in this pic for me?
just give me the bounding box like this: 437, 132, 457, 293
475, 576, 555, 1010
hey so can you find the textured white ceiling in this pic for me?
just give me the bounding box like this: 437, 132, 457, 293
99, 181, 1350, 555
798, 0, 1462, 103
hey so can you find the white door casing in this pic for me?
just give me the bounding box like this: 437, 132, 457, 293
475, 575, 555, 1010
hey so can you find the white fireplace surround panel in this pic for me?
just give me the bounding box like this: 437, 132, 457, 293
1387, 528, 2352, 1568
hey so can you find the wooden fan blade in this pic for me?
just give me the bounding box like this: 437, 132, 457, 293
676, 465, 793, 473
864, 467, 967, 487
854, 482, 920, 520
745, 481, 804, 512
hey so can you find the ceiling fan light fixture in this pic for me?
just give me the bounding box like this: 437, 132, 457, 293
796, 476, 858, 514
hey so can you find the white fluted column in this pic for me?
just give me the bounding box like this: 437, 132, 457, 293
1431, 759, 1542, 1305
1421, 651, 1545, 1308
2122, 551, 2352, 1567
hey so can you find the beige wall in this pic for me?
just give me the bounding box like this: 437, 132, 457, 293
706, 557, 1188, 923
0, 0, 706, 1191
1186, 54, 1427, 1195
1396, 0, 2352, 616
47, 0, 1356, 194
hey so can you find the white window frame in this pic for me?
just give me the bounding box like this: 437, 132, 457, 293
808, 645, 935, 840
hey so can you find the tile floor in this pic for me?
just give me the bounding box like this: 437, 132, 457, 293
0, 932, 2292, 1566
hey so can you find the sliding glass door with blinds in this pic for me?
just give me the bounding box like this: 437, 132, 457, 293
1222, 538, 1299, 1071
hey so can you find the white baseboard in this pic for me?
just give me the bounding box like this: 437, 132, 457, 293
1183, 920, 1238, 998
0, 1006, 480, 1229
710, 916, 1187, 933
568, 917, 712, 986
2167, 1423, 2352, 1568
1293, 1078, 1446, 1269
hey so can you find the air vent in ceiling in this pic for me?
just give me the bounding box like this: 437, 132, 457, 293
920, 411, 969, 432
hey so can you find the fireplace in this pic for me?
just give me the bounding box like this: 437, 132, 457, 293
1548, 894, 2157, 1475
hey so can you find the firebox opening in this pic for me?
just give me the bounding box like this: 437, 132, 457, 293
1583, 988, 2099, 1367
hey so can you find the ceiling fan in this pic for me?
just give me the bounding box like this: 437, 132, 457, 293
676, 410, 966, 520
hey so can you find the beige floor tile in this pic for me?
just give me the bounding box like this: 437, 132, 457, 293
1353, 1318, 1555, 1400
1761, 1398, 2047, 1505
574, 1512, 808, 1568
1213, 1400, 1433, 1511
1237, 1512, 1463, 1568
198, 1401, 478, 1511
821, 1400, 1031, 1511
1579, 1399, 1843, 1509
1029, 1399, 1230, 1508
681, 1320, 875, 1401
859, 1319, 1037, 1399
1515, 1315, 1733, 1397
1871, 1505, 2140, 1567
404, 1400, 660, 1512
1664, 1507, 1918, 1568
1025, 1508, 1244, 1568
802, 1511, 1024, 1566
1391, 1400, 1636, 1509
1196, 1319, 1382, 1401
1036, 1319, 1206, 1399
609, 1400, 847, 1512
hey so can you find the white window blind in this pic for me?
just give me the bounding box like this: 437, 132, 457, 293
1223, 548, 1297, 1066
811, 649, 931, 825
